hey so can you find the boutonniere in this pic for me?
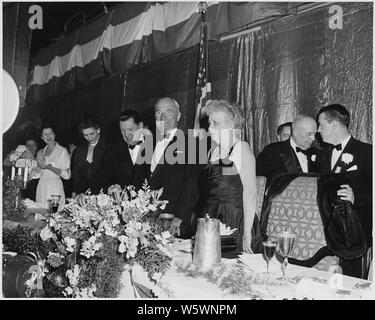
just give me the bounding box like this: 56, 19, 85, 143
341, 153, 353, 165
311, 154, 316, 162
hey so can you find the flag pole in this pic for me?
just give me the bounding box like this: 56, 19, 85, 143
194, 2, 211, 138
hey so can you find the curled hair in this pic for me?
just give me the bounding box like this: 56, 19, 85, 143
204, 100, 244, 129
119, 109, 142, 125
80, 114, 100, 130
40, 123, 56, 135
318, 104, 350, 128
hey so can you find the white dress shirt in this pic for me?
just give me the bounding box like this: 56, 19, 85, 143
331, 135, 351, 170
128, 142, 141, 165
86, 139, 99, 163
290, 138, 308, 173
150, 128, 177, 173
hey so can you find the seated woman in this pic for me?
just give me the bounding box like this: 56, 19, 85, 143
198, 100, 260, 254
3, 138, 39, 200
35, 124, 71, 211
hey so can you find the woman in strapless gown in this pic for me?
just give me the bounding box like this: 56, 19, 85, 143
198, 100, 261, 254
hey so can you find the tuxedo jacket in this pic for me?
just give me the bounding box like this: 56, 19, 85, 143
72, 136, 108, 194
315, 137, 372, 243
90, 139, 150, 194
256, 139, 318, 186
149, 133, 201, 237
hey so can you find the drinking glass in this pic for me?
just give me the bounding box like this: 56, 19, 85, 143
277, 231, 296, 280
159, 213, 174, 231
50, 195, 61, 213
263, 241, 277, 274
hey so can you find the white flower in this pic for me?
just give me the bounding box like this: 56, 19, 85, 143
80, 236, 103, 258
40, 226, 54, 241
66, 265, 80, 287
155, 231, 171, 246
96, 194, 111, 207
341, 153, 353, 165
63, 237, 76, 252
63, 286, 74, 297
118, 235, 129, 253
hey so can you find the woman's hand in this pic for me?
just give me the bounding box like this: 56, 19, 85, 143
37, 159, 49, 169
242, 235, 253, 254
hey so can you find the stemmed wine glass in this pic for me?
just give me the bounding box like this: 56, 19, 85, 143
263, 241, 277, 274
277, 231, 296, 280
50, 195, 61, 213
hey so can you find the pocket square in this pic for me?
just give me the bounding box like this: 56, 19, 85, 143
347, 165, 358, 171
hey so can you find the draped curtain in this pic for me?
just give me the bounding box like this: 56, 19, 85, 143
217, 2, 372, 156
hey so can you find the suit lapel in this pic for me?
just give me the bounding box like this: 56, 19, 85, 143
280, 141, 302, 173
332, 137, 355, 173
151, 135, 178, 179
118, 141, 134, 178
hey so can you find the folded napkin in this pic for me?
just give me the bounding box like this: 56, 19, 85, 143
173, 239, 193, 253
295, 278, 338, 299
220, 222, 237, 236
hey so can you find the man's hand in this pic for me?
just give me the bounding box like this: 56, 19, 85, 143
170, 217, 182, 237
337, 184, 355, 204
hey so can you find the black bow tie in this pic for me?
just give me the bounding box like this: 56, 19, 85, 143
333, 143, 342, 151
163, 132, 172, 139
296, 147, 309, 156
128, 141, 142, 150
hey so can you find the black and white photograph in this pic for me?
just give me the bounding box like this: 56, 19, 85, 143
1, 1, 374, 304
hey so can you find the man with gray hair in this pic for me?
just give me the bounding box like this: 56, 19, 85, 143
149, 96, 201, 239
256, 115, 318, 186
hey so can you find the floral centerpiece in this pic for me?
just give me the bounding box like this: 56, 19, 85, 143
35, 181, 174, 298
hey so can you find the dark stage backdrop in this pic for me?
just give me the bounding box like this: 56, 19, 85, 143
6, 2, 371, 159
124, 2, 372, 155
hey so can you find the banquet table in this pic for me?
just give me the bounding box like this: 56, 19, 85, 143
126, 240, 374, 300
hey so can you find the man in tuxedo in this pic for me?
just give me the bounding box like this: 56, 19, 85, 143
90, 110, 150, 194
71, 115, 108, 197
316, 104, 372, 278
149, 97, 200, 238
256, 115, 318, 186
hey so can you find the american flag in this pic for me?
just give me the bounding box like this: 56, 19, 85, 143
193, 5, 211, 137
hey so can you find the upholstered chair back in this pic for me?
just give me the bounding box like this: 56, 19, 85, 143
265, 176, 338, 271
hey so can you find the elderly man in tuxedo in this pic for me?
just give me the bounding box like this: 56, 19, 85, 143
149, 97, 200, 239
71, 115, 108, 197
256, 115, 318, 186
316, 104, 372, 278
90, 110, 150, 194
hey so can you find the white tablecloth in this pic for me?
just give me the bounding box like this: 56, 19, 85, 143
154, 248, 374, 300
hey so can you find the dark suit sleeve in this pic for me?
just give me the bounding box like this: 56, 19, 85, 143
71, 149, 83, 194
353, 145, 372, 208
90, 148, 113, 194
174, 163, 201, 236
256, 145, 272, 177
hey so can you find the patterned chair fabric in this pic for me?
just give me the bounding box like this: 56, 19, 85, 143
265, 176, 338, 271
